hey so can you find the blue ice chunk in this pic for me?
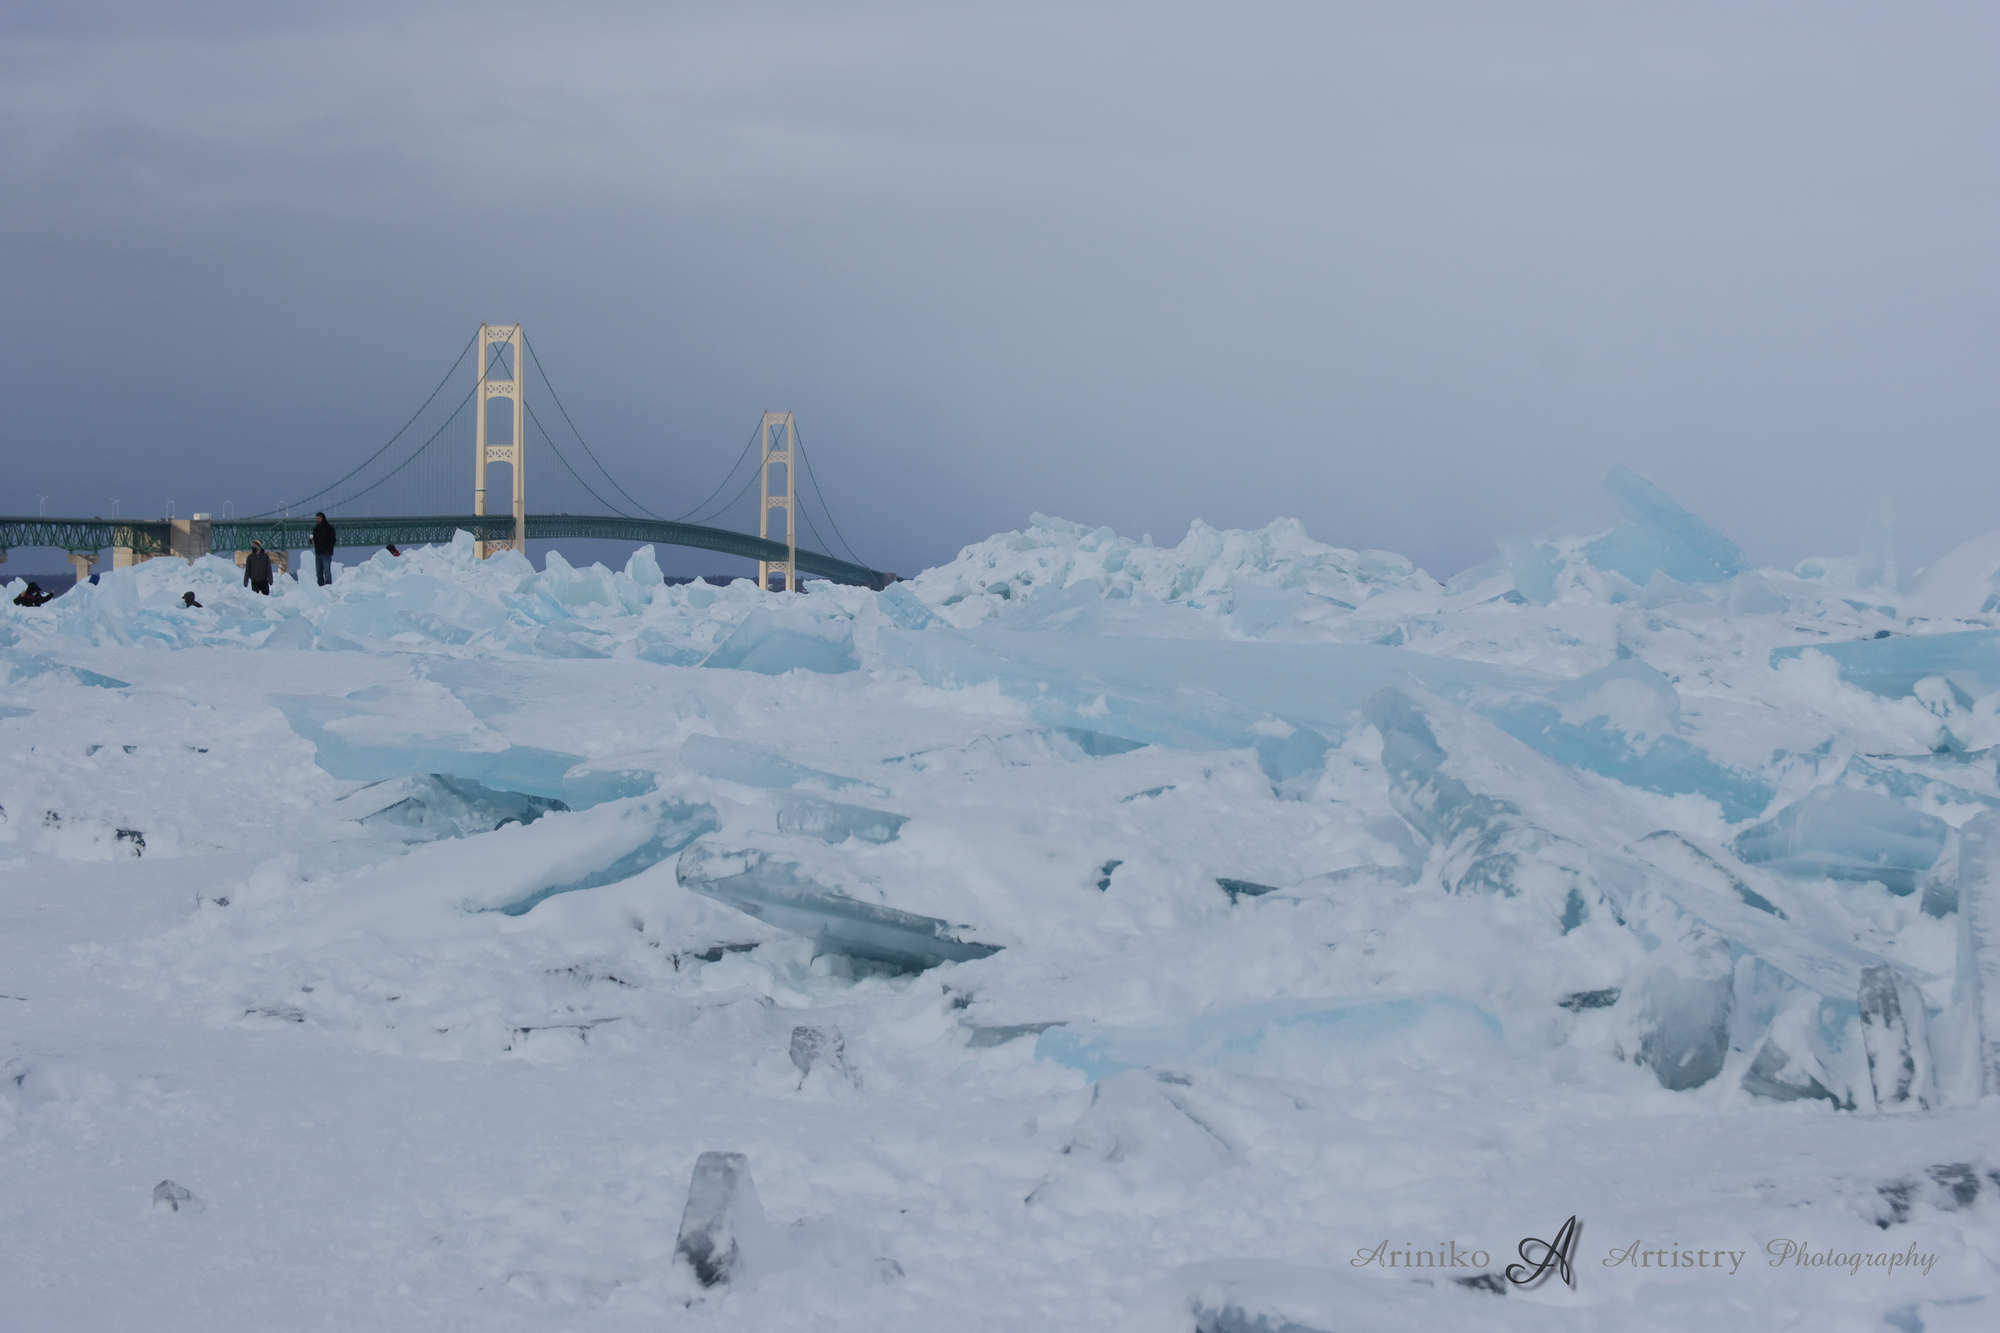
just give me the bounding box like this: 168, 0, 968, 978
679, 734, 889, 798
268, 690, 651, 807
884, 630, 1523, 784
1733, 786, 1949, 895
261, 615, 316, 651
702, 610, 858, 675
495, 801, 717, 916
1056, 726, 1149, 757
1477, 660, 1775, 821
1034, 995, 1502, 1082
1365, 685, 1587, 901
624, 544, 665, 588
1631, 925, 1734, 1090
1228, 585, 1305, 637
1582, 520, 1678, 588
1498, 537, 1565, 606
0, 648, 129, 689
635, 632, 706, 667
1600, 463, 1747, 584
1629, 831, 1787, 917
774, 793, 907, 844
876, 582, 939, 630
1839, 756, 2000, 813
1770, 629, 2000, 701
353, 774, 569, 842
880, 629, 1533, 740
534, 626, 612, 659
677, 845, 1000, 972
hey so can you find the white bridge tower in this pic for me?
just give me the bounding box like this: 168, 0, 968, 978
758, 410, 797, 592
474, 322, 526, 559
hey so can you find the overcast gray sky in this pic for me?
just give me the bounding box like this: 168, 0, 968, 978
4, 1, 1995, 581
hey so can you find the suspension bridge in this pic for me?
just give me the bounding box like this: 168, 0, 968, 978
0, 324, 894, 591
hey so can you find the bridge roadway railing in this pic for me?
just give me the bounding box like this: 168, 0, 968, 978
0, 515, 893, 589
0, 519, 172, 556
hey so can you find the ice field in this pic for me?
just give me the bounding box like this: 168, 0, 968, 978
3, 471, 1999, 1331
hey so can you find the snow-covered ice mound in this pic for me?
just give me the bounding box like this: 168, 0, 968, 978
4, 467, 1999, 1330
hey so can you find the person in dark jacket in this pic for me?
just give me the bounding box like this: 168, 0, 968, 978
181, 591, 203, 608
311, 512, 337, 586
244, 541, 274, 595
12, 581, 53, 607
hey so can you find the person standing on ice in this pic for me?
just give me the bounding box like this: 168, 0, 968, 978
243, 541, 273, 595
311, 511, 337, 587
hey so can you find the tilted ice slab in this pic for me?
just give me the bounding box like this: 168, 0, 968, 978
701, 609, 858, 676
338, 773, 570, 843
270, 680, 654, 807
1733, 785, 1950, 896
1770, 628, 2000, 702
1364, 682, 1928, 1107
1034, 994, 1503, 1082
677, 843, 1000, 972
879, 629, 1534, 783
1472, 659, 1774, 822
1492, 465, 1749, 607
679, 734, 889, 798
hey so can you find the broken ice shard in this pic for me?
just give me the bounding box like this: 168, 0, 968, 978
875, 582, 939, 630
1769, 628, 2000, 701
964, 1021, 1063, 1048
1035, 995, 1501, 1082
1216, 877, 1281, 903
774, 793, 907, 844
674, 1152, 779, 1288
1732, 786, 1948, 895
1363, 685, 1590, 906
151, 1180, 196, 1213
494, 800, 718, 916
1629, 832, 1786, 917
788, 1025, 854, 1083
1858, 964, 1935, 1111
677, 845, 1001, 972
1595, 463, 1748, 585
1478, 660, 1774, 821
702, 610, 858, 675
351, 774, 569, 842
1944, 811, 2000, 1102
679, 734, 888, 798
1631, 925, 1733, 1091
269, 685, 653, 808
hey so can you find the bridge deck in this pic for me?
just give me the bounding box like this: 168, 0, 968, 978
0, 515, 892, 589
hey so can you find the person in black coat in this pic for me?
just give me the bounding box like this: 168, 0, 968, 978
243, 541, 274, 595
12, 581, 53, 607
311, 512, 337, 586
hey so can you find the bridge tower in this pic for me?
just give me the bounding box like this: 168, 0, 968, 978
474, 322, 526, 559
757, 411, 797, 592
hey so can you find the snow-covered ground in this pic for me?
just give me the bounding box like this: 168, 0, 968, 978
4, 475, 1998, 1331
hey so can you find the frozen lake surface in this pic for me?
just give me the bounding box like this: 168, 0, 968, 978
3, 480, 1998, 1331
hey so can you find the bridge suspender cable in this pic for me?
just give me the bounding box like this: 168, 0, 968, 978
789, 420, 868, 568
522, 335, 672, 522
243, 331, 477, 519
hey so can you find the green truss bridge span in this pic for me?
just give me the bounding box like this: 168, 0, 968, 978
3, 321, 897, 591
0, 515, 891, 590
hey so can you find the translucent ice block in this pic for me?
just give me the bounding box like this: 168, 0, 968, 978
1770, 629, 2000, 701
676, 844, 1000, 972
702, 610, 858, 676
1733, 785, 1949, 895
679, 734, 888, 798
